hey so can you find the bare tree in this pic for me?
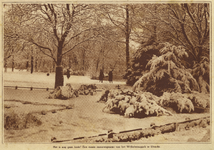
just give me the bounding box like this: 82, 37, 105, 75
99, 4, 134, 69
6, 4, 99, 88
144, 3, 210, 64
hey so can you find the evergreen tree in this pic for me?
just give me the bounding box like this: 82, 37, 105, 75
128, 41, 208, 96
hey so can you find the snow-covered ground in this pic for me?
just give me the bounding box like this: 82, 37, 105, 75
4, 88, 210, 143
3, 68, 210, 143
3, 68, 125, 88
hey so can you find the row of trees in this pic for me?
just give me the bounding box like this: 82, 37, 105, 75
4, 3, 210, 90
4, 40, 125, 75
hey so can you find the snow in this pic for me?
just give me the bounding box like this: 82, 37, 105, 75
3, 69, 125, 88
4, 88, 210, 143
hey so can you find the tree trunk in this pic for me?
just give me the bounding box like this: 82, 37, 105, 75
35, 57, 38, 72
54, 41, 64, 88
52, 60, 55, 72
125, 5, 130, 69
102, 49, 104, 72
68, 55, 71, 69
82, 49, 86, 71
96, 58, 100, 73
31, 55, 34, 74
153, 5, 157, 42
12, 55, 14, 72
82, 55, 85, 71
4, 60, 7, 72
37, 57, 41, 72
197, 46, 202, 62
26, 61, 29, 71
55, 66, 64, 88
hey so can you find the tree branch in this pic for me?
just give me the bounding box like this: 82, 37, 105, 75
30, 38, 53, 55
107, 12, 126, 33
184, 4, 201, 39
38, 47, 57, 63
62, 35, 96, 56
47, 4, 59, 42
63, 28, 93, 48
